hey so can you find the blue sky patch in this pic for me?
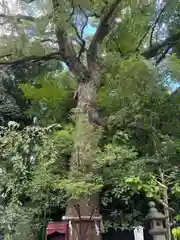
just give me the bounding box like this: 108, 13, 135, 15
84, 24, 96, 36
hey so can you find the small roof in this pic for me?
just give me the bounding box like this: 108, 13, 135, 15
46, 222, 68, 236
146, 201, 166, 220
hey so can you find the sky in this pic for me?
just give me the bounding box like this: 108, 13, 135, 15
170, 82, 180, 91
84, 24, 96, 36
2, 0, 19, 13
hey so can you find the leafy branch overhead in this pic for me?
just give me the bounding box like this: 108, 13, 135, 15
0, 0, 179, 78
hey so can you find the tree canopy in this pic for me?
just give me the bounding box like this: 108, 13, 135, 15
0, 0, 180, 240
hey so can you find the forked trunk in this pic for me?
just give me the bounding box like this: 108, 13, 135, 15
64, 79, 102, 240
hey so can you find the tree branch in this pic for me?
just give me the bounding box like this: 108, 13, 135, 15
0, 13, 35, 22
21, 0, 35, 3
55, 27, 89, 80
136, 27, 151, 51
155, 45, 172, 65
68, 2, 88, 59
149, 2, 167, 47
0, 52, 62, 66
0, 54, 12, 59
114, 40, 123, 57
136, 2, 167, 51
40, 39, 58, 44
77, 6, 89, 59
78, 6, 89, 39
71, 22, 84, 46
141, 32, 180, 59
90, 12, 100, 18
156, 198, 175, 212
52, 0, 90, 81
69, 0, 84, 45
87, 0, 122, 65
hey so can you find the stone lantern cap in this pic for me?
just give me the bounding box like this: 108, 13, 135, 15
146, 201, 167, 220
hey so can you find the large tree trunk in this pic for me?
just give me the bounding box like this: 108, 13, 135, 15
64, 79, 102, 240
159, 170, 171, 240
66, 197, 101, 240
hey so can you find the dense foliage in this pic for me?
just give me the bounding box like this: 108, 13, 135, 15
0, 0, 180, 239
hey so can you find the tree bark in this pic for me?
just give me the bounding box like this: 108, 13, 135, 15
163, 190, 171, 240
65, 79, 102, 240
159, 169, 171, 240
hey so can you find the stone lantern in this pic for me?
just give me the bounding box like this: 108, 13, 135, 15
146, 201, 167, 240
